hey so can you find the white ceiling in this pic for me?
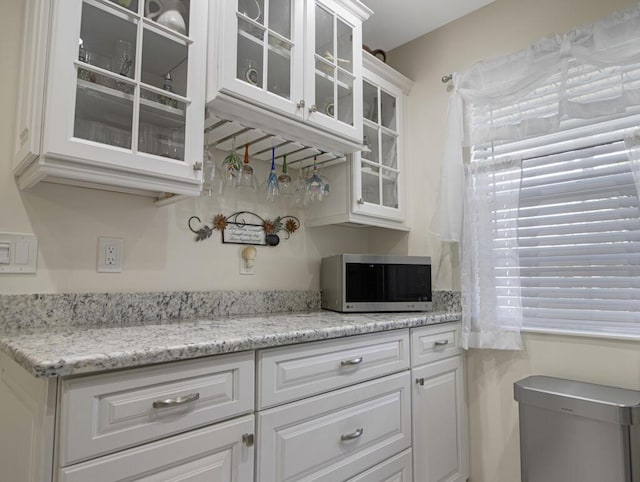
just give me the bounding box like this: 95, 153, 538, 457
360, 0, 496, 51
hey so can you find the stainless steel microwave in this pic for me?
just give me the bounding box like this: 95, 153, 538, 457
320, 254, 432, 312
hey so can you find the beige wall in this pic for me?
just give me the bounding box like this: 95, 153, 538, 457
0, 0, 373, 295
388, 0, 640, 480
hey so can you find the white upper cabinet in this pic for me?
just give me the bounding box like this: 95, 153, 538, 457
354, 53, 412, 223
207, 0, 371, 155
305, 51, 413, 230
13, 0, 208, 198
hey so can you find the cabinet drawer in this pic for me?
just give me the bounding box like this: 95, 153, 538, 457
58, 351, 254, 466
348, 449, 413, 482
258, 330, 409, 409
411, 322, 462, 366
58, 414, 255, 482
257, 371, 412, 482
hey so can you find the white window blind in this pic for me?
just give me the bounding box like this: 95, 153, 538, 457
471, 60, 640, 339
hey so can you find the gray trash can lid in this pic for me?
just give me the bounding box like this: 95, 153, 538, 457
514, 375, 640, 426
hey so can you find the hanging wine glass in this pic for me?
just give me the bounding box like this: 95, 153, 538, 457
305, 157, 326, 204
202, 143, 220, 196
291, 163, 307, 206
236, 143, 257, 190
278, 154, 293, 197
316, 161, 330, 197
220, 136, 241, 192
265, 147, 280, 201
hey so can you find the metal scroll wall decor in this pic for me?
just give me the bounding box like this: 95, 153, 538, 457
188, 211, 300, 247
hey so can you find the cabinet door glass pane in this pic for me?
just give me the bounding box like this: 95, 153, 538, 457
337, 71, 353, 125
362, 124, 379, 163
336, 19, 353, 73
382, 168, 398, 208
362, 162, 380, 204
237, 18, 265, 88
269, 0, 291, 38
381, 90, 396, 131
363, 81, 377, 122
144, 0, 191, 35
141, 29, 188, 96
139, 88, 186, 160
381, 132, 397, 169
80, 2, 137, 79
268, 35, 292, 99
74, 73, 134, 149
315, 4, 333, 58
239, 0, 264, 24
107, 0, 138, 13
316, 59, 335, 117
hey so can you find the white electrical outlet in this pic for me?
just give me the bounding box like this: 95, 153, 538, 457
97, 237, 123, 273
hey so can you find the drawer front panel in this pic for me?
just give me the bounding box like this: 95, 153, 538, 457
259, 330, 409, 408
411, 322, 462, 366
348, 449, 413, 482
59, 415, 255, 482
257, 371, 411, 482
59, 351, 254, 466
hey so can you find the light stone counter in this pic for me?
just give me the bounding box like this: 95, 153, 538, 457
0, 310, 461, 378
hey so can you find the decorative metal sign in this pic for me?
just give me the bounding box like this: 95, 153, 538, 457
223, 223, 266, 245
188, 211, 300, 247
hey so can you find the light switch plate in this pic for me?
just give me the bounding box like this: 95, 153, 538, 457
0, 233, 38, 274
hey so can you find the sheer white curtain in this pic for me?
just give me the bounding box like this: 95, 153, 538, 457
432, 4, 640, 349
624, 130, 640, 195
461, 159, 523, 349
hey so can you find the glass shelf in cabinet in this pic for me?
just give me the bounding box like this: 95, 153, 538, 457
236, 28, 293, 61
313, 57, 353, 90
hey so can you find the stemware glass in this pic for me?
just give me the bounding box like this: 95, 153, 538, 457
316, 162, 330, 197
305, 158, 326, 204
221, 136, 241, 191
278, 154, 293, 197
237, 143, 257, 190
202, 145, 222, 197
291, 164, 307, 206
265, 147, 280, 201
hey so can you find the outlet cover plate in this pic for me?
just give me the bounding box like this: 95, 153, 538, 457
97, 237, 123, 273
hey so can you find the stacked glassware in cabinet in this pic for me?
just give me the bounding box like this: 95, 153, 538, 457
13, 0, 207, 199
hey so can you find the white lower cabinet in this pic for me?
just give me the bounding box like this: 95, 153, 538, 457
348, 449, 413, 482
58, 414, 255, 482
0, 322, 468, 482
411, 325, 469, 482
257, 371, 411, 482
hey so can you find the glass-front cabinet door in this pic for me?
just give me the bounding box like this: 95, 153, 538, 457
218, 0, 303, 117
40, 0, 207, 195
352, 54, 412, 222
304, 0, 363, 142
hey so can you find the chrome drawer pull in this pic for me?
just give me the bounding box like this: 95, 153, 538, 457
341, 357, 363, 367
416, 377, 425, 386
434, 339, 449, 347
341, 427, 364, 441
152, 392, 200, 409
242, 433, 255, 447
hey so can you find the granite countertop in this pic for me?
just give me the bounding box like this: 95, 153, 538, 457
0, 310, 461, 378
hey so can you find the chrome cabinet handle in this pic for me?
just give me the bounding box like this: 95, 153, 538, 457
309, 104, 318, 113
193, 162, 203, 171
434, 339, 449, 346
357, 198, 365, 205
416, 377, 425, 386
341, 356, 363, 367
152, 392, 200, 409
341, 427, 364, 441
297, 99, 306, 109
